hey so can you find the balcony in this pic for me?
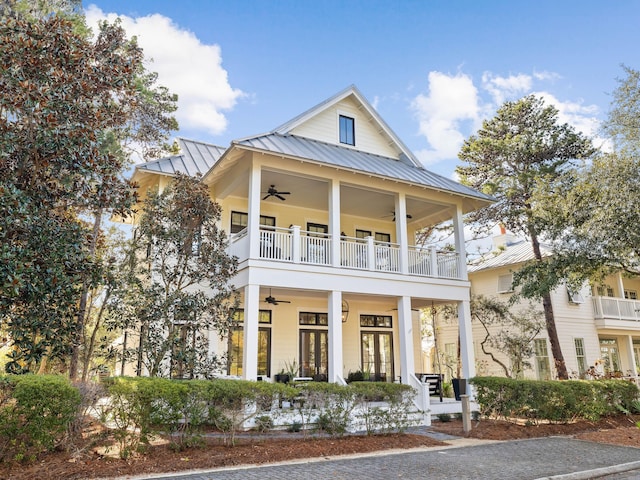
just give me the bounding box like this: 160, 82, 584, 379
592, 296, 640, 329
229, 226, 462, 280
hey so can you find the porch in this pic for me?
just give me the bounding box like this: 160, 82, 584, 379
229, 226, 462, 280
592, 296, 640, 328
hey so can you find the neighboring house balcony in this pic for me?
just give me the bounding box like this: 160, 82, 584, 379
592, 296, 640, 330
229, 226, 461, 280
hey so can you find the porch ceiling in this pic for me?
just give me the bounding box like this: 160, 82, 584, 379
218, 168, 454, 228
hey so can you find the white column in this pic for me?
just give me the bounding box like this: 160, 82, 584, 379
328, 291, 344, 383
452, 204, 468, 281
397, 296, 415, 384
617, 273, 626, 298
458, 299, 476, 381
291, 225, 301, 263
395, 193, 409, 274
625, 335, 638, 378
247, 162, 262, 260
329, 179, 341, 267
242, 284, 260, 380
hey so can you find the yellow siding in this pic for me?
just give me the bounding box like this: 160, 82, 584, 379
290, 97, 399, 158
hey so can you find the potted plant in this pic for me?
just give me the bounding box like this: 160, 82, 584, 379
274, 369, 289, 384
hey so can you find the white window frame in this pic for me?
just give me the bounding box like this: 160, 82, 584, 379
567, 286, 585, 304
497, 273, 514, 293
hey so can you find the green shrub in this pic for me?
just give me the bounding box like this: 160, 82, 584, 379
0, 375, 81, 463
471, 376, 639, 423
436, 413, 451, 422
350, 382, 416, 434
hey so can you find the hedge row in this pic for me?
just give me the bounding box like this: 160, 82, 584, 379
471, 376, 640, 423
0, 375, 417, 462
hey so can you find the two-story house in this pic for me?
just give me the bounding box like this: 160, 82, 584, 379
435, 229, 640, 383
130, 86, 493, 397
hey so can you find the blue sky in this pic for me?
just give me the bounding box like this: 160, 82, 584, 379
86, 1, 640, 179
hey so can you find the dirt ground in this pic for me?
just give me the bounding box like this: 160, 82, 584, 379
1, 415, 639, 480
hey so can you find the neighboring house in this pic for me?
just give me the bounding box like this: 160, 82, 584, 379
128, 86, 493, 402
436, 229, 640, 383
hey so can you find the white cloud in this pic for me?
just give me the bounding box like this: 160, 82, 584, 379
85, 5, 243, 137
410, 71, 481, 165
411, 68, 606, 169
481, 72, 532, 105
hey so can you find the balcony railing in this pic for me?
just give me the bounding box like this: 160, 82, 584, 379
229, 228, 463, 280
592, 296, 640, 322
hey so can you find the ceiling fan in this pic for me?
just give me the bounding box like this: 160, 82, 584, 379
383, 211, 413, 222
264, 289, 291, 305
262, 185, 290, 201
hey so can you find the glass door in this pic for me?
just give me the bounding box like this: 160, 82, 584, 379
361, 331, 394, 382
299, 329, 328, 379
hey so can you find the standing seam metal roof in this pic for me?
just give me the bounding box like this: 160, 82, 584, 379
235, 133, 493, 202
468, 240, 552, 272
135, 138, 225, 177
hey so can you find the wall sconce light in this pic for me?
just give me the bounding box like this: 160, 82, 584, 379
341, 299, 349, 323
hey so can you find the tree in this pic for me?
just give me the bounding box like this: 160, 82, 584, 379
457, 95, 595, 379
526, 67, 640, 285
0, 14, 177, 376
109, 174, 238, 378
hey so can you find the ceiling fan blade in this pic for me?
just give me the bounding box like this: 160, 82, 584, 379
279, 300, 291, 303
275, 194, 286, 201
279, 191, 291, 195
262, 194, 271, 200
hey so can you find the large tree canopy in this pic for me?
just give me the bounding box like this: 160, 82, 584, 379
457, 95, 595, 380
0, 14, 177, 375
109, 174, 238, 379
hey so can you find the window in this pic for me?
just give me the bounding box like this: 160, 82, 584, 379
497, 273, 514, 293
230, 211, 276, 234
299, 312, 328, 326
633, 342, 640, 371
534, 339, 551, 380
574, 338, 587, 377
228, 310, 272, 377
360, 314, 392, 328
567, 287, 585, 304
599, 338, 621, 373
307, 222, 328, 235
355, 230, 391, 243
596, 285, 614, 297
300, 330, 328, 379
339, 115, 355, 146
624, 290, 638, 300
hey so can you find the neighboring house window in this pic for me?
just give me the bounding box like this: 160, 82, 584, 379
574, 338, 587, 377
339, 115, 355, 146
534, 339, 552, 380
633, 342, 640, 371
624, 290, 638, 300
596, 285, 614, 297
497, 273, 514, 293
567, 287, 585, 304
599, 338, 621, 373
230, 211, 276, 234
443, 342, 458, 381
228, 310, 272, 377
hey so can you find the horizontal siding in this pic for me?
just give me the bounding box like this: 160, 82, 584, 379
291, 97, 399, 158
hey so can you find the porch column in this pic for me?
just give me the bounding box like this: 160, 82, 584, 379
617, 273, 625, 298
329, 179, 341, 267
242, 284, 260, 380
452, 204, 468, 281
328, 291, 344, 383
397, 295, 415, 384
395, 193, 409, 274
247, 162, 262, 259
624, 335, 638, 378
458, 299, 476, 382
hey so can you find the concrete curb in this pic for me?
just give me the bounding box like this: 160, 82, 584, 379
534, 460, 640, 480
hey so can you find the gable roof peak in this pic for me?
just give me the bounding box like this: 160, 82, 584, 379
272, 85, 421, 168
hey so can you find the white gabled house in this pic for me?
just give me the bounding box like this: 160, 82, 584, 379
130, 86, 493, 416
436, 229, 640, 384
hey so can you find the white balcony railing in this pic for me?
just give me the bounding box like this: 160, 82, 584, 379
592, 296, 640, 322
230, 228, 463, 280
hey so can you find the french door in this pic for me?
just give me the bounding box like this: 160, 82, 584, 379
361, 331, 394, 382
299, 329, 328, 379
